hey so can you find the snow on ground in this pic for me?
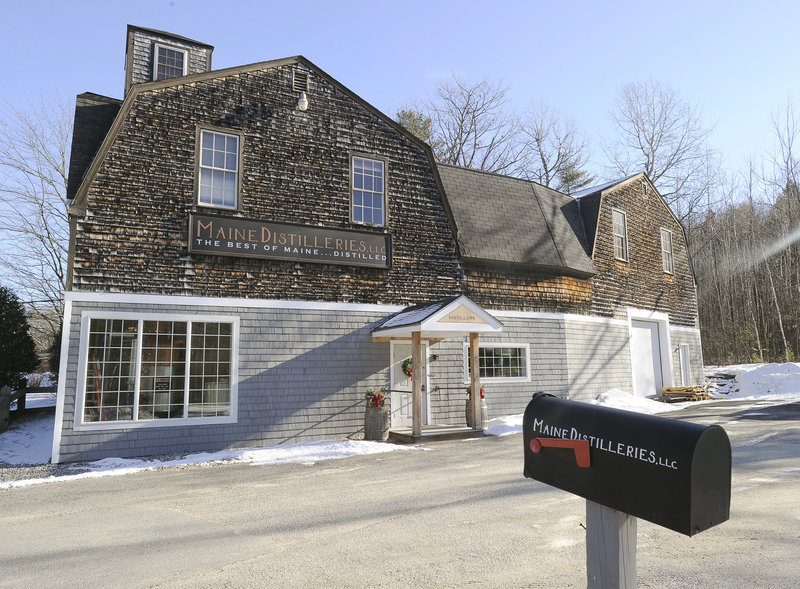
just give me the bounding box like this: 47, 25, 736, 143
0, 412, 55, 466
706, 362, 800, 402
0, 439, 423, 490
2, 362, 799, 487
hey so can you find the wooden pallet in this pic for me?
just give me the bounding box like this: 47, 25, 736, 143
658, 385, 716, 403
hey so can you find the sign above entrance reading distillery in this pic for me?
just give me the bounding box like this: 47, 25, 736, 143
188, 214, 391, 268
438, 305, 486, 324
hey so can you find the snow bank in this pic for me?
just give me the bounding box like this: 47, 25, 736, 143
708, 362, 800, 401
0, 439, 423, 489
484, 414, 523, 437
589, 389, 681, 414
483, 389, 679, 439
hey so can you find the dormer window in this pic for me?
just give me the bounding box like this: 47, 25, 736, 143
153, 43, 187, 80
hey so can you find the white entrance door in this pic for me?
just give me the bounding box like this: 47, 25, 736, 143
390, 341, 429, 428
630, 320, 663, 397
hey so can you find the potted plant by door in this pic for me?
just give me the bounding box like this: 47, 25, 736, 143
465, 385, 487, 429
364, 388, 390, 441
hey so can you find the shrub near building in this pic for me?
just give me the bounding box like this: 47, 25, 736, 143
0, 286, 38, 389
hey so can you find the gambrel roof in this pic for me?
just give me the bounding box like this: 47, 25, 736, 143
67, 55, 443, 217
67, 50, 597, 280
437, 164, 596, 277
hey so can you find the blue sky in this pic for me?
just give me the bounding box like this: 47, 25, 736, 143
1, 0, 798, 178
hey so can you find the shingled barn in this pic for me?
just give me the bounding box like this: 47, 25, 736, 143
52, 26, 702, 462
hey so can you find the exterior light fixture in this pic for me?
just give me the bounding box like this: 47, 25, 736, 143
297, 92, 309, 111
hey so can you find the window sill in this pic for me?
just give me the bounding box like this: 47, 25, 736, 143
73, 414, 237, 431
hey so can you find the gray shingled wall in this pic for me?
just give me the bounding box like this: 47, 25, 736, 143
423, 315, 570, 425
564, 319, 632, 401
669, 328, 704, 386
56, 298, 702, 462
56, 300, 393, 462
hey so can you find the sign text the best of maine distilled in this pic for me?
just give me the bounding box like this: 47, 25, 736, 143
188, 214, 391, 268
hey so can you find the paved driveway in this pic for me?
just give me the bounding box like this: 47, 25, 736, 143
1, 401, 799, 588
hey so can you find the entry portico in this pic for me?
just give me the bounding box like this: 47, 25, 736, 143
371, 295, 503, 437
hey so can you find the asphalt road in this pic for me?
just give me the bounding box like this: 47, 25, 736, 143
1, 400, 798, 588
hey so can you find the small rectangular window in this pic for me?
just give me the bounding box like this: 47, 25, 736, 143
679, 344, 690, 386
661, 228, 674, 274
198, 129, 239, 209
464, 343, 531, 382
153, 43, 187, 80
352, 156, 386, 226
612, 209, 628, 261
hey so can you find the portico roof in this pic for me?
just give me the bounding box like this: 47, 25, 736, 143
371, 295, 503, 340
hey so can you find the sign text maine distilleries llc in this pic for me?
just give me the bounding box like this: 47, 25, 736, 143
189, 214, 391, 268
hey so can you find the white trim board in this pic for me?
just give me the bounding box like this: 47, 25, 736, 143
490, 309, 628, 327
51, 298, 73, 464
64, 291, 404, 314
670, 325, 701, 334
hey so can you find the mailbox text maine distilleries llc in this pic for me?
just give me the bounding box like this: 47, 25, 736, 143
189, 214, 391, 268
523, 394, 731, 536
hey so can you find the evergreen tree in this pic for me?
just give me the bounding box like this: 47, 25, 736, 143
48, 324, 62, 378
395, 108, 434, 145
0, 286, 38, 388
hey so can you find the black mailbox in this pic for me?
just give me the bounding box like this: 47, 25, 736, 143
523, 393, 731, 536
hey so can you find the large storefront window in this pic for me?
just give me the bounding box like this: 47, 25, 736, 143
83, 316, 235, 424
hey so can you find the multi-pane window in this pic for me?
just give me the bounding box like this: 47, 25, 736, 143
198, 130, 239, 208
85, 319, 138, 422
83, 317, 235, 424
138, 321, 187, 420
612, 209, 628, 261
189, 322, 232, 417
153, 44, 187, 80
465, 344, 530, 382
352, 156, 385, 226
661, 228, 674, 274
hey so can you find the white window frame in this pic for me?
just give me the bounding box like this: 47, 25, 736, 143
152, 43, 187, 81
612, 208, 629, 261
661, 228, 674, 274
197, 128, 241, 210
351, 155, 387, 227
74, 311, 239, 431
462, 342, 531, 383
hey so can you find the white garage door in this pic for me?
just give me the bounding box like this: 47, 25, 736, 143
630, 320, 663, 397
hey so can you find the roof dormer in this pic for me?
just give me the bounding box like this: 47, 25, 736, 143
124, 25, 214, 94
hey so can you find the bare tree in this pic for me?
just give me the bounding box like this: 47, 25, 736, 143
0, 95, 71, 349
768, 100, 800, 191
605, 80, 718, 223
518, 101, 594, 193
397, 75, 521, 175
